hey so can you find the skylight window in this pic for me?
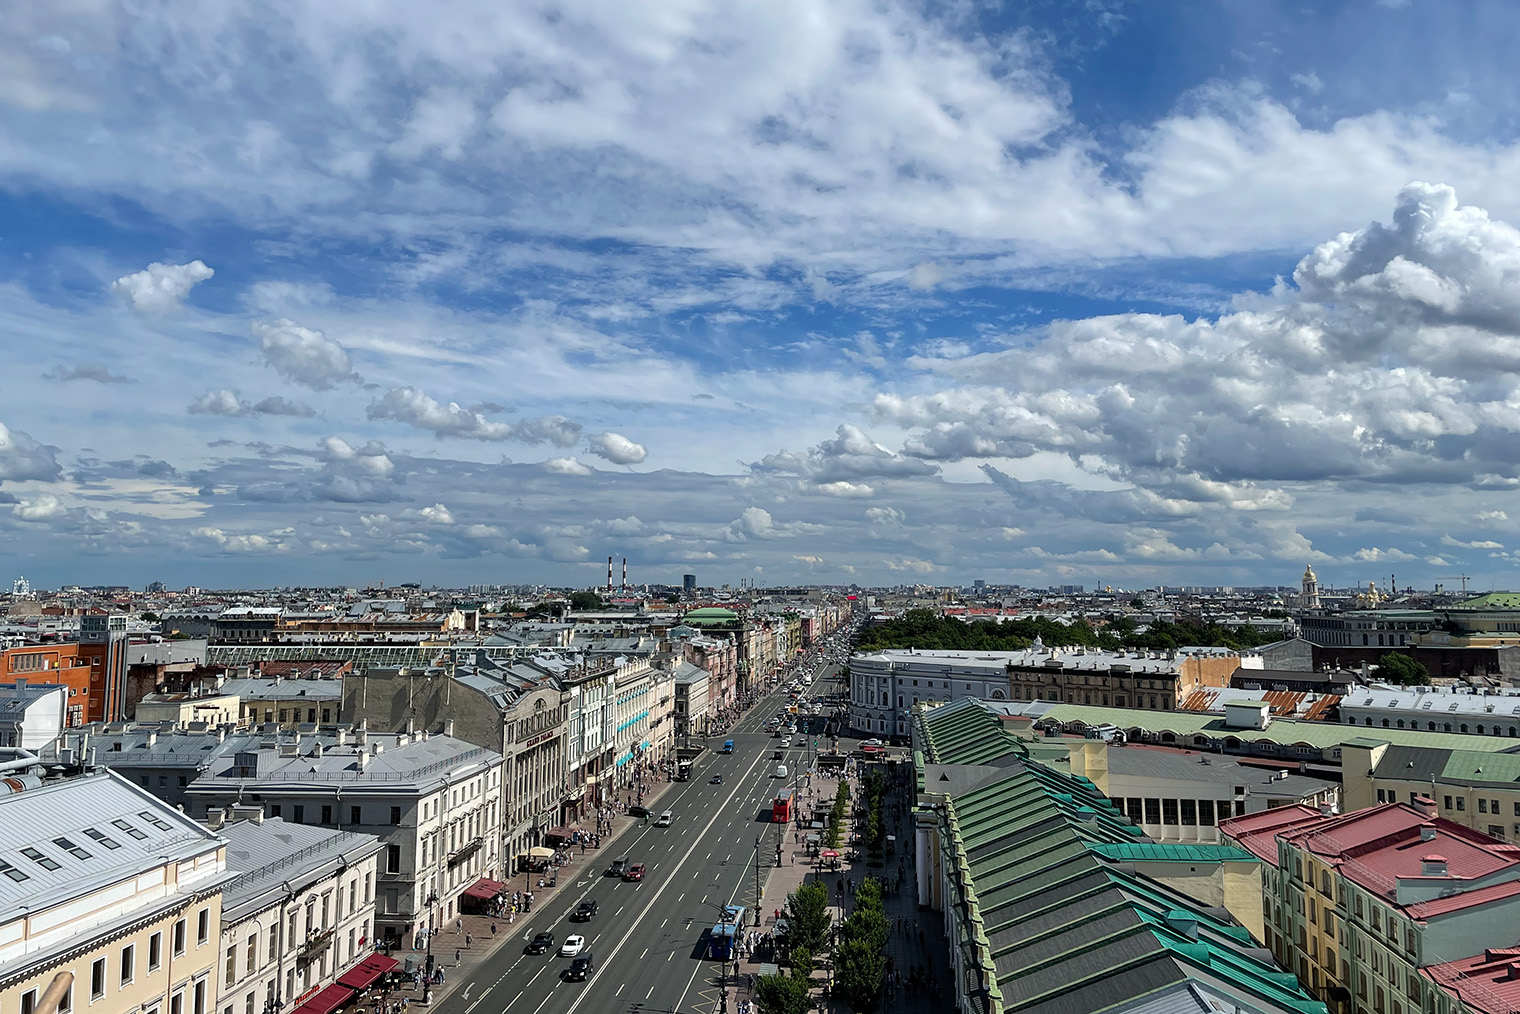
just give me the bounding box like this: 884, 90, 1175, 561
53, 837, 91, 860
138, 812, 172, 831
19, 847, 61, 871
112, 819, 149, 841
0, 859, 28, 882
83, 828, 121, 850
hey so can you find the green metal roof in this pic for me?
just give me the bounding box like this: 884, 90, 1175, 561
1089, 842, 1259, 864
1454, 592, 1520, 610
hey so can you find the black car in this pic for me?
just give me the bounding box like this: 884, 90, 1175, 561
606, 857, 628, 878
566, 952, 595, 981
525, 932, 554, 954
627, 804, 651, 818
709, 774, 724, 784
572, 900, 599, 921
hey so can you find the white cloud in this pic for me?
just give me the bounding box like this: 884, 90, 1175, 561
816, 481, 874, 498
12, 493, 66, 522
586, 432, 648, 465
110, 260, 213, 313
44, 362, 133, 384
416, 503, 454, 525
254, 320, 358, 390
0, 422, 61, 482
368, 386, 583, 444
543, 456, 593, 476
189, 388, 316, 418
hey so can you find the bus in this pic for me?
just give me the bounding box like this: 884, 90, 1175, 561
708, 905, 746, 960
722, 739, 734, 754
772, 788, 793, 824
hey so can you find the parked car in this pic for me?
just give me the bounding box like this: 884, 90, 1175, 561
606, 857, 629, 878
571, 900, 599, 921
628, 804, 651, 818
560, 934, 586, 956
525, 932, 554, 955
623, 863, 645, 882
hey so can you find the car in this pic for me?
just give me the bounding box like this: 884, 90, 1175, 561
655, 810, 673, 827
780, 738, 791, 748
627, 804, 651, 818
623, 863, 645, 882
862, 738, 884, 746
525, 932, 555, 955
560, 934, 586, 957
606, 857, 629, 878
572, 900, 599, 921
710, 774, 724, 784
565, 952, 595, 981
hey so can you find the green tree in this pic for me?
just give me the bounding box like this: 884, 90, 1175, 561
1376, 651, 1429, 685
783, 882, 831, 956
568, 590, 604, 611
755, 971, 812, 1014
833, 937, 886, 1013
141, 611, 160, 622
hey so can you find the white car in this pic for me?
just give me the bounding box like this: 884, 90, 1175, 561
862, 738, 884, 747
561, 934, 586, 957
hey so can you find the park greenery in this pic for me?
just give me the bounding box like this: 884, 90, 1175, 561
834, 877, 889, 1013
782, 882, 831, 958
825, 781, 849, 849
855, 608, 1281, 654
756, 946, 815, 1014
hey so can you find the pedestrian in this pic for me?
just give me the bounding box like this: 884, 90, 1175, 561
491, 922, 497, 936
466, 932, 472, 948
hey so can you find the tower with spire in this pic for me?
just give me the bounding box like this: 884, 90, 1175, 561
1302, 565, 1320, 610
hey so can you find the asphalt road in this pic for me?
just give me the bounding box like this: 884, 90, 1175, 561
435, 651, 857, 1014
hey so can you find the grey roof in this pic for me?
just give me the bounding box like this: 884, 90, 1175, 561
674, 660, 710, 684
219, 817, 384, 922
0, 681, 67, 715
1094, 747, 1336, 799
188, 731, 501, 795
0, 769, 224, 913
221, 677, 343, 701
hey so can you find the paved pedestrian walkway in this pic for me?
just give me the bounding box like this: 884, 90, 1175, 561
748, 761, 950, 1014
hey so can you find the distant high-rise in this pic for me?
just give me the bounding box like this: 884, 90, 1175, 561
79, 613, 129, 722
683, 574, 697, 595
972, 579, 985, 592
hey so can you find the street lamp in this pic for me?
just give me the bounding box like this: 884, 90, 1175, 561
421, 890, 440, 1005
261, 993, 282, 1014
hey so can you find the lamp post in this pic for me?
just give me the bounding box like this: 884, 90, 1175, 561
754, 837, 763, 926
261, 993, 282, 1014
421, 890, 439, 1005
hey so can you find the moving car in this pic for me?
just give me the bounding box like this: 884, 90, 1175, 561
710, 773, 724, 785
606, 857, 629, 878
628, 804, 651, 818
774, 764, 788, 778
566, 952, 595, 981
571, 900, 599, 921
622, 863, 645, 882
560, 934, 586, 957
525, 932, 554, 955
655, 810, 673, 827
862, 738, 884, 747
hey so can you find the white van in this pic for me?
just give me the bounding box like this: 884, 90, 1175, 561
655, 810, 673, 827
773, 764, 788, 778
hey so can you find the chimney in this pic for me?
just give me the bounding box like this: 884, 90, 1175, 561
1318, 802, 1334, 817
356, 751, 368, 770
1420, 823, 1437, 842
312, 743, 324, 759
1422, 854, 1448, 877
443, 719, 455, 738
622, 557, 628, 592
607, 556, 614, 595
14, 678, 24, 692
1414, 795, 1438, 819
335, 728, 348, 746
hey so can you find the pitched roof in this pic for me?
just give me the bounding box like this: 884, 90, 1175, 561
1423, 948, 1520, 1014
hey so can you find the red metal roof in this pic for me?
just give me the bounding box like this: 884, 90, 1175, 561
1407, 880, 1520, 920
1219, 805, 1323, 865
1423, 948, 1520, 1014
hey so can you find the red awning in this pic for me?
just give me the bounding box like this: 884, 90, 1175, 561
542, 826, 580, 844
336, 953, 400, 990
462, 877, 506, 901
291, 983, 354, 1014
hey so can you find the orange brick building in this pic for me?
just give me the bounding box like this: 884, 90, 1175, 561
0, 642, 90, 726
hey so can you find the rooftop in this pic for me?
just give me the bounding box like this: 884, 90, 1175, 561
219, 816, 384, 921
1424, 948, 1520, 1014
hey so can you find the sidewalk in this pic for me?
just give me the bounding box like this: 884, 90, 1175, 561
746, 763, 950, 1014
383, 775, 681, 1008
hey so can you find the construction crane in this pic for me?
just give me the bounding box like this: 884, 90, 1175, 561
1437, 575, 1472, 595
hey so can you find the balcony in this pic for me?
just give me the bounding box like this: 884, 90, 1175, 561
296, 927, 335, 968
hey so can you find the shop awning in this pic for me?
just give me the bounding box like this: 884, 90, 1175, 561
542, 826, 579, 845
528, 845, 555, 859
463, 878, 506, 901
292, 983, 354, 1014
336, 953, 399, 990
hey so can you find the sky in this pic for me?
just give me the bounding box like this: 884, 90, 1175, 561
6, 1, 1520, 592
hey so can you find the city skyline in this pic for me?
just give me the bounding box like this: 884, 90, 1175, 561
6, 4, 1520, 588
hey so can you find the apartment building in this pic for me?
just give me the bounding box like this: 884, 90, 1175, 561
214, 811, 384, 1014
1342, 738, 1520, 841
220, 678, 343, 727
0, 643, 91, 727
1222, 800, 1520, 1014
0, 770, 230, 1014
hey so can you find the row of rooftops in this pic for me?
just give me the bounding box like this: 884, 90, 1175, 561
851, 644, 1250, 675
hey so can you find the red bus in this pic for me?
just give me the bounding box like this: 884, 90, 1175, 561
772, 788, 794, 824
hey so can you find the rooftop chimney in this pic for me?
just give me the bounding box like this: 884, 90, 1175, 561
443, 719, 455, 738
1422, 854, 1448, 877
1420, 822, 1437, 842
1414, 796, 1438, 819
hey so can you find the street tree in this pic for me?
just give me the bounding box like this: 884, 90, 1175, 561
783, 882, 831, 956
1376, 651, 1429, 685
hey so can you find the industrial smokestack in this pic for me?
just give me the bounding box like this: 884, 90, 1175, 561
622, 558, 627, 591
607, 556, 613, 594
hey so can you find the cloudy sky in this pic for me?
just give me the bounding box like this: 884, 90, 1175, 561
5, 1, 1520, 591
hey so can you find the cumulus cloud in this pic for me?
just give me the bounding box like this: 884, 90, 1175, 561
44, 362, 133, 384
586, 432, 648, 465
753, 424, 937, 488
12, 493, 67, 522
368, 386, 582, 444
543, 456, 593, 476
189, 390, 317, 418
254, 320, 358, 390
110, 260, 213, 312
0, 422, 62, 482
726, 507, 823, 541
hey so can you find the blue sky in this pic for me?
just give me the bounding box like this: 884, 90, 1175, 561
5, 0, 1520, 591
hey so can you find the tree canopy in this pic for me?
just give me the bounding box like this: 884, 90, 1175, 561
855, 608, 1278, 654
1375, 651, 1429, 685
567, 590, 604, 611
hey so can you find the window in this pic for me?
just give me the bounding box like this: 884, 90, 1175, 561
121, 944, 135, 985
198, 908, 210, 944
294, 805, 305, 824
321, 805, 333, 825
0, 858, 29, 882
1480, 799, 1489, 814
113, 818, 149, 841
21, 989, 37, 1014
386, 845, 401, 873
1444, 796, 1453, 810
194, 979, 206, 1014
1180, 799, 1197, 825
226, 944, 237, 986
150, 931, 162, 971
174, 918, 187, 955
350, 805, 361, 825
1493, 800, 1501, 815
391, 806, 402, 825
247, 933, 257, 972
1457, 798, 1466, 811
140, 811, 172, 831
83, 827, 121, 850
56, 981, 72, 1014
91, 958, 106, 999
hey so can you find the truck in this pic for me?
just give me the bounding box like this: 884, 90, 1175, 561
722, 739, 735, 754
